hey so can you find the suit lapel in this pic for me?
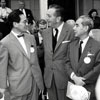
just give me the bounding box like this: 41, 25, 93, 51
78, 37, 92, 68
72, 39, 79, 67
46, 28, 53, 52
9, 33, 30, 59
24, 34, 31, 58
54, 23, 69, 51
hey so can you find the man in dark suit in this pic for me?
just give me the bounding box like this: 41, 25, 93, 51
66, 15, 100, 100
34, 19, 47, 75
1, 10, 44, 100
17, 0, 34, 24
42, 4, 74, 100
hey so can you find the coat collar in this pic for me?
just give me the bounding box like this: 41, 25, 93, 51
71, 37, 93, 68
78, 37, 93, 64
46, 23, 71, 53
9, 32, 31, 59
46, 28, 53, 52
54, 23, 69, 51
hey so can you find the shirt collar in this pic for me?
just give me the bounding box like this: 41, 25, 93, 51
57, 22, 64, 32
81, 36, 89, 44
11, 30, 23, 38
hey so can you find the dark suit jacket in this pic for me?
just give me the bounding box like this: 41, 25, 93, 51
17, 9, 34, 23
1, 32, 44, 96
66, 37, 100, 100
34, 31, 45, 75
42, 23, 75, 89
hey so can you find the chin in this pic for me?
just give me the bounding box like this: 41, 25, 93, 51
75, 34, 78, 37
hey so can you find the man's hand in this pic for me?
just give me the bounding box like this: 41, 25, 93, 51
72, 75, 86, 86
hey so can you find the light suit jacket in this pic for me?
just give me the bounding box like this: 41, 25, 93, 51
1, 32, 44, 96
66, 37, 100, 99
0, 42, 8, 89
42, 23, 74, 89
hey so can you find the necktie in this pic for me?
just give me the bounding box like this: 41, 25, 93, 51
17, 34, 24, 38
52, 28, 58, 52
79, 41, 83, 60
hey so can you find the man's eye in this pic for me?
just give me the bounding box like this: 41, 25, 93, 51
75, 24, 78, 27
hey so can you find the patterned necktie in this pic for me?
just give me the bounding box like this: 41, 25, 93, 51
52, 28, 58, 52
79, 41, 83, 60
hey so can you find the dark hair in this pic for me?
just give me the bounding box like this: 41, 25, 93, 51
7, 9, 23, 29
36, 19, 47, 27
88, 9, 98, 18
49, 4, 65, 21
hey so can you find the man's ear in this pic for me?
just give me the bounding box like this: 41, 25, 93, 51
13, 22, 18, 27
84, 25, 89, 32
56, 16, 61, 22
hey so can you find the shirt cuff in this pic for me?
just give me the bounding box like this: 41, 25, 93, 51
70, 72, 75, 79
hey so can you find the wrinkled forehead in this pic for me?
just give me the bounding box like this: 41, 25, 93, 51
76, 18, 83, 24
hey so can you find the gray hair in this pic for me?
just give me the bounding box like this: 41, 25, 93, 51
79, 15, 94, 32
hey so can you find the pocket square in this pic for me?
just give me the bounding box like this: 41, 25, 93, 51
87, 52, 94, 56
62, 40, 70, 43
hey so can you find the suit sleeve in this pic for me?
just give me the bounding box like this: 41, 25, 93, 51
65, 43, 74, 78
30, 35, 44, 90
84, 49, 100, 83
0, 42, 8, 89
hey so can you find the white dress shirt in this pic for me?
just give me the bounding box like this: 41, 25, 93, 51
38, 32, 43, 44
20, 9, 26, 17
0, 7, 12, 18
53, 22, 64, 41
80, 36, 89, 53
12, 31, 28, 55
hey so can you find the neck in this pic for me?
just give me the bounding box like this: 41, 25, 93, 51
80, 35, 88, 41
12, 28, 22, 35
54, 21, 63, 28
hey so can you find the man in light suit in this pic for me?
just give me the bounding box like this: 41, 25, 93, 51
0, 43, 8, 98
66, 15, 100, 100
1, 10, 44, 100
42, 4, 74, 100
